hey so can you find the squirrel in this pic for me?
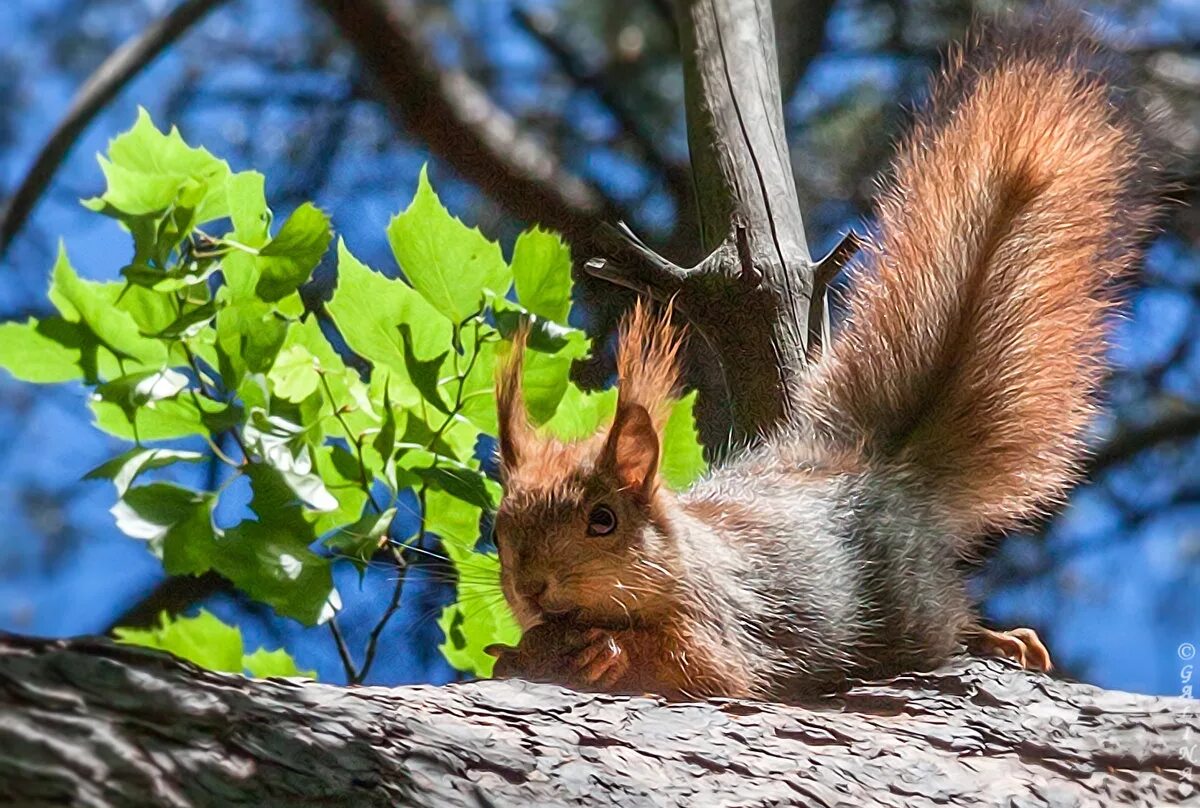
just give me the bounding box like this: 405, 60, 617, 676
485, 17, 1157, 701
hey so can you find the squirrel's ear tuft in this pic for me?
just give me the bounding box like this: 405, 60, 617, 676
616, 299, 683, 429
496, 326, 532, 477
602, 402, 660, 500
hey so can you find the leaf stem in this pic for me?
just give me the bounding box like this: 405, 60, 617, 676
318, 371, 384, 513
180, 338, 251, 464
356, 486, 423, 684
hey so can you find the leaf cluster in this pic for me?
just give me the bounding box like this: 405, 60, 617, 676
0, 110, 707, 679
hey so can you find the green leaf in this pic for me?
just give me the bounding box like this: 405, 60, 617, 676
521, 344, 575, 426
215, 297, 287, 385
268, 345, 321, 403
491, 302, 589, 426
154, 300, 217, 340
226, 171, 271, 248
386, 166, 510, 322
255, 203, 332, 302
401, 450, 499, 511
309, 445, 372, 536
369, 384, 399, 485
0, 317, 97, 383
85, 108, 230, 221
425, 489, 517, 677
115, 610, 314, 679
511, 226, 572, 324
437, 594, 519, 678
49, 245, 166, 369
394, 403, 480, 464
243, 647, 314, 679
328, 241, 452, 409
114, 610, 243, 673
219, 520, 338, 625
91, 392, 234, 442
95, 369, 190, 423
123, 256, 218, 294
542, 385, 617, 442
281, 317, 379, 439
110, 483, 216, 569
659, 391, 708, 490
325, 507, 396, 571
398, 322, 450, 414
207, 463, 339, 626
243, 410, 338, 512
450, 329, 499, 434
424, 489, 482, 563
85, 447, 204, 497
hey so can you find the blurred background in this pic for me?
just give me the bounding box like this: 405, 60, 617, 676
1, 0, 1198, 695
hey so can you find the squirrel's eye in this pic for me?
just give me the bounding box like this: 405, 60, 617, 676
586, 505, 617, 536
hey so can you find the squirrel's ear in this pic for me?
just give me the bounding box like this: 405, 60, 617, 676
602, 402, 660, 500
496, 327, 532, 477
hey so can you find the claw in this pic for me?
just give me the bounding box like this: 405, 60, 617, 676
970, 626, 1053, 672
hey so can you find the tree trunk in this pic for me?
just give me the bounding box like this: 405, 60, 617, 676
0, 634, 1194, 807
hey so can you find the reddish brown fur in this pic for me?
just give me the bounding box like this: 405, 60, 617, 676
615, 299, 684, 430
797, 31, 1155, 541
493, 303, 693, 633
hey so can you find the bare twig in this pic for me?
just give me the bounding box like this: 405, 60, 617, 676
355, 319, 488, 684
0, 0, 230, 260
328, 619, 358, 683
806, 229, 861, 358
355, 493, 416, 685
318, 371, 384, 514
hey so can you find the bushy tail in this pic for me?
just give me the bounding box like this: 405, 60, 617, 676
796, 19, 1157, 541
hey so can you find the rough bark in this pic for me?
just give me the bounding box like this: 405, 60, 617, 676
1, 634, 1195, 807
585, 0, 852, 442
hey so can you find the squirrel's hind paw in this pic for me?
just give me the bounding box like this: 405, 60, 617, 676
968, 626, 1053, 673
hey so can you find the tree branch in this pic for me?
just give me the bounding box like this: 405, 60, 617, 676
1, 634, 1194, 806
1089, 406, 1200, 476
586, 0, 821, 442
313, 0, 621, 247
511, 7, 696, 223
0, 0, 230, 261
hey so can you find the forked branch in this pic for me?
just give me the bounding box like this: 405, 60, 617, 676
585, 0, 830, 442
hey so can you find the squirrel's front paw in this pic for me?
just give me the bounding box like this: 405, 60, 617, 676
568, 628, 629, 690
486, 623, 631, 693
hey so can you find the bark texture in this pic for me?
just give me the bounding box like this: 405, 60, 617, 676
585, 0, 854, 444
1, 634, 1195, 807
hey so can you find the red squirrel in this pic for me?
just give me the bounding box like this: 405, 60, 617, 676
486, 18, 1156, 701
